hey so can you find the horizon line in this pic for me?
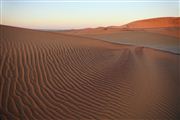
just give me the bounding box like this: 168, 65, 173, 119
1, 16, 179, 30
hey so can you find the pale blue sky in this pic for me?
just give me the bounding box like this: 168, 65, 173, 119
1, 0, 179, 29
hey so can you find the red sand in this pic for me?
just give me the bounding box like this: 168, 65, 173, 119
122, 17, 180, 29
62, 17, 180, 54
62, 17, 180, 34
0, 25, 179, 120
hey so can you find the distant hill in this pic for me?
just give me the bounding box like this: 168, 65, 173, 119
119, 17, 180, 29
62, 17, 180, 34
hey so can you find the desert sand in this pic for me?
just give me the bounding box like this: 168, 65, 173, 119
120, 17, 180, 29
0, 24, 179, 120
62, 17, 180, 54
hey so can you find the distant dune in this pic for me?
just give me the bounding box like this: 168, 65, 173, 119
62, 17, 180, 33
0, 25, 179, 120
62, 17, 180, 54
121, 17, 180, 29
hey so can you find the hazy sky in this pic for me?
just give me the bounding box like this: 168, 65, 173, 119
1, 0, 179, 29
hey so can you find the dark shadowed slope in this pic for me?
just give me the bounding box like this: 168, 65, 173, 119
0, 25, 179, 120
79, 30, 180, 54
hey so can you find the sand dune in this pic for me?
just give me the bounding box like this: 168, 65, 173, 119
62, 17, 180, 34
61, 18, 180, 54
121, 17, 180, 29
0, 25, 179, 120
77, 29, 180, 54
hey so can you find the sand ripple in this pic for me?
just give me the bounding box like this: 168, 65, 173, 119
0, 26, 179, 120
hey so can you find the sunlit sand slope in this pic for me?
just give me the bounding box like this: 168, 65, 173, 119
0, 25, 179, 120
122, 17, 180, 28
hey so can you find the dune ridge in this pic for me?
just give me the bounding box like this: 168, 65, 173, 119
0, 25, 179, 120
